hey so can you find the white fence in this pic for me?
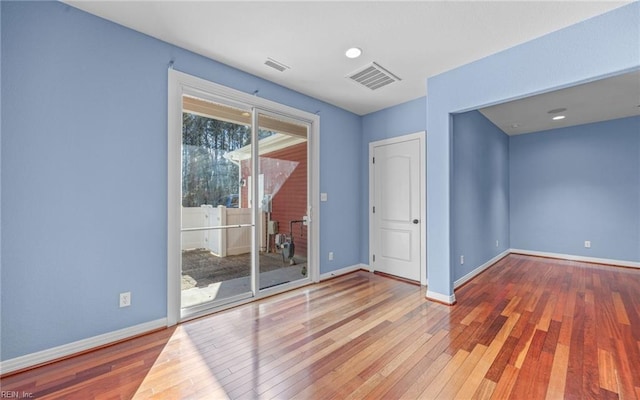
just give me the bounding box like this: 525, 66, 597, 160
182, 205, 251, 257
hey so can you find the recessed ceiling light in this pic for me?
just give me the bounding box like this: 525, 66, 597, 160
345, 47, 362, 59
511, 123, 521, 128
552, 115, 566, 121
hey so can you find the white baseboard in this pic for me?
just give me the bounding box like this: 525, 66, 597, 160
426, 290, 456, 305
1, 318, 167, 375
319, 263, 366, 281
510, 249, 640, 269
454, 250, 511, 289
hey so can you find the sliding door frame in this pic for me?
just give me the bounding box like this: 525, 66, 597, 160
167, 69, 320, 325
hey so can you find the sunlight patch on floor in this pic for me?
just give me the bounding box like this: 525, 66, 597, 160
181, 282, 222, 308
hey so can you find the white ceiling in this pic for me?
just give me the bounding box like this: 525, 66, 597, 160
65, 1, 631, 116
480, 70, 640, 135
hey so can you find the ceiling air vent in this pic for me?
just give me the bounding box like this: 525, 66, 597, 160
264, 57, 290, 72
347, 62, 401, 90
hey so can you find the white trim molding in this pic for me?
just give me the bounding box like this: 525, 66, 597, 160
454, 250, 511, 289
426, 290, 456, 305
0, 318, 167, 375
320, 264, 366, 281
510, 249, 640, 269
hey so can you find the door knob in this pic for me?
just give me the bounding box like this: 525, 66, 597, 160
412, 219, 419, 224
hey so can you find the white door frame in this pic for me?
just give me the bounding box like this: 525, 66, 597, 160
369, 131, 427, 285
167, 69, 320, 325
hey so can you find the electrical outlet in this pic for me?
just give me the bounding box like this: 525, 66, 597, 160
584, 240, 591, 248
329, 251, 334, 261
460, 255, 464, 265
119, 292, 131, 308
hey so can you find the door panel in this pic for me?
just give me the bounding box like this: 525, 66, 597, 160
180, 96, 254, 313
380, 155, 413, 222
373, 138, 421, 281
380, 228, 412, 261
255, 111, 310, 291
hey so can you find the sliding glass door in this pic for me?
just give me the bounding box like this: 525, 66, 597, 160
180, 96, 255, 314
255, 111, 309, 291
172, 83, 314, 320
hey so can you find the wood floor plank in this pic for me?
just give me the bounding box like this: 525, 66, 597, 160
536, 292, 556, 332
510, 328, 547, 398
485, 334, 519, 382
532, 350, 554, 400
541, 319, 561, 355
436, 344, 487, 399
545, 342, 570, 400
472, 378, 497, 400
551, 282, 568, 323
566, 293, 586, 399
598, 348, 619, 394
339, 317, 435, 382
341, 373, 384, 400
557, 309, 575, 347
612, 291, 632, 325
612, 334, 639, 399
309, 323, 434, 399
511, 322, 536, 369
456, 312, 519, 398
583, 286, 600, 399
398, 352, 451, 399
364, 331, 449, 399
416, 348, 470, 398
2, 255, 639, 399
492, 363, 519, 400
501, 296, 522, 318
461, 302, 488, 325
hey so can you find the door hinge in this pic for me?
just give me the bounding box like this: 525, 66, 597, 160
373, 254, 376, 262
372, 157, 375, 164
373, 206, 375, 213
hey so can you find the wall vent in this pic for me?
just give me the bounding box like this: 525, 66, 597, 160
264, 57, 290, 72
347, 62, 401, 90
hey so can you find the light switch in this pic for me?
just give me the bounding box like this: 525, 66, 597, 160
321, 193, 328, 202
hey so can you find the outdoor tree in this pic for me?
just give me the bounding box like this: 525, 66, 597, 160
182, 112, 275, 207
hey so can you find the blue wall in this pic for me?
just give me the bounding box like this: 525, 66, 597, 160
510, 116, 640, 262
361, 97, 427, 144
451, 111, 510, 281
360, 97, 426, 264
426, 2, 640, 298
0, 1, 361, 360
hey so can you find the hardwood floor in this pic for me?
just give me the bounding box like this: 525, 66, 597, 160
2, 254, 640, 399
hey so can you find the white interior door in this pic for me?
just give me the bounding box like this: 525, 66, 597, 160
371, 137, 422, 282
